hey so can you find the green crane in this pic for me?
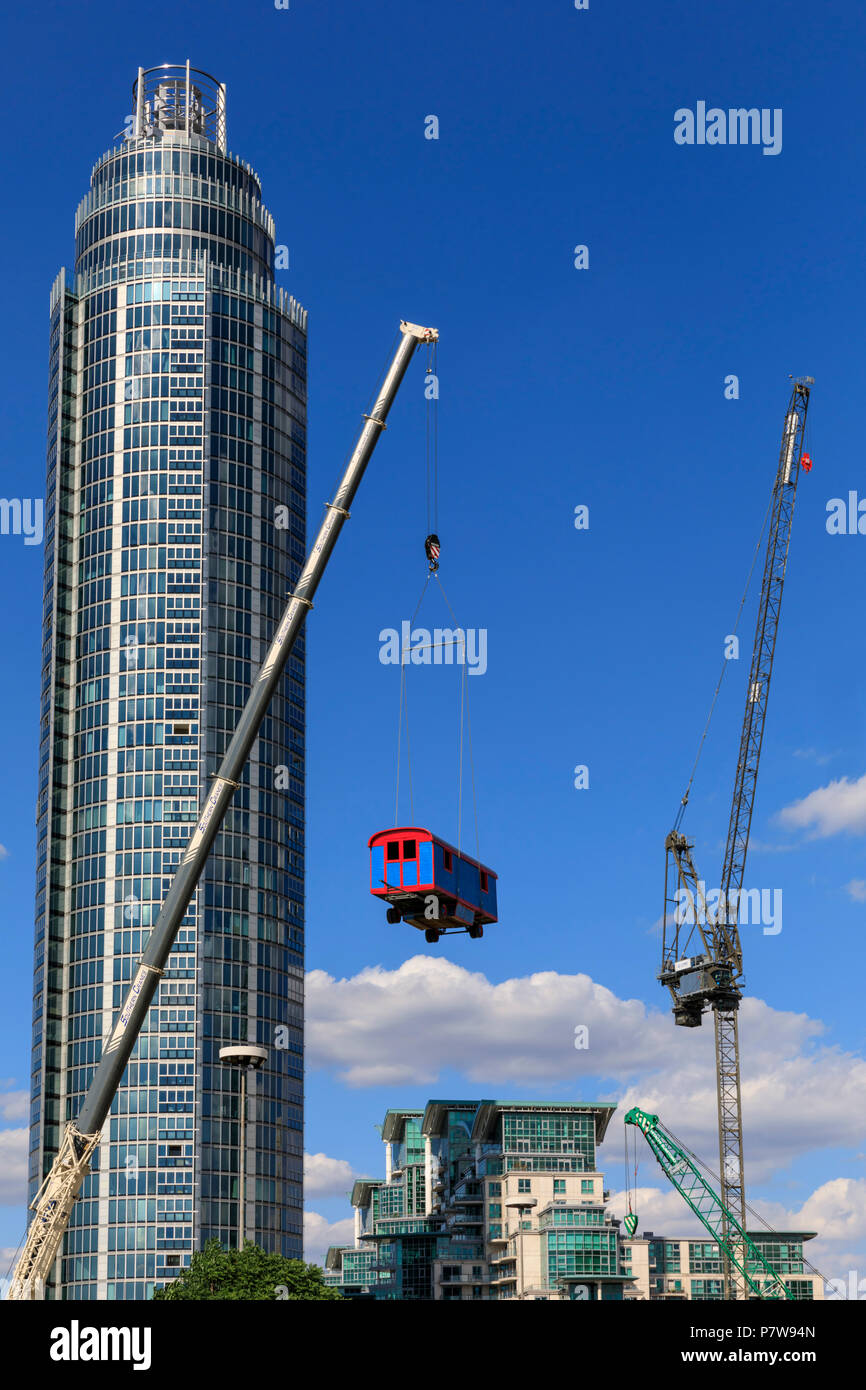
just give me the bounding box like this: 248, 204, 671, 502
624, 1107, 793, 1301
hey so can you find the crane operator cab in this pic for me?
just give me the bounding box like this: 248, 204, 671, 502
369, 826, 498, 943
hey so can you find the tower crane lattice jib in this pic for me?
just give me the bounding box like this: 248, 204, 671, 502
658, 379, 812, 1299
719, 379, 811, 951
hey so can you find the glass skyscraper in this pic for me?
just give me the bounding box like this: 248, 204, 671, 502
30, 64, 307, 1298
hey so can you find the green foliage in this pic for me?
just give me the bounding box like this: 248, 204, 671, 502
151, 1238, 343, 1301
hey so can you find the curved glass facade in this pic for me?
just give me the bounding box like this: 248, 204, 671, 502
30, 66, 307, 1299
74, 143, 274, 279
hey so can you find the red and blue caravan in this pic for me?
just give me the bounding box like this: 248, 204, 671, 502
369, 826, 498, 942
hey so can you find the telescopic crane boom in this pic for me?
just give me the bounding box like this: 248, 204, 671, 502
8, 319, 437, 1301
659, 378, 812, 1299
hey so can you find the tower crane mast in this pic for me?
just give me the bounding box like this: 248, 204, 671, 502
8, 320, 437, 1300
659, 378, 813, 1298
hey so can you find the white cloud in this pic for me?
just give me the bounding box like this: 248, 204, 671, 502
303, 1211, 354, 1269
647, 910, 679, 937
777, 773, 866, 838
608, 1177, 866, 1295
846, 880, 866, 903
0, 1128, 27, 1207
607, 1183, 701, 1238
726, 1178, 866, 1294
741, 838, 799, 855
795, 1178, 866, 1249
304, 1152, 356, 1200
793, 748, 837, 767
0, 845, 8, 862
305, 960, 866, 1283
307, 954, 675, 1088
306, 956, 866, 1184
0, 1247, 22, 1296
614, 1023, 866, 1187
0, 1091, 28, 1124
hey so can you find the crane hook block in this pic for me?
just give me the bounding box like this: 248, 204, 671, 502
425, 533, 440, 572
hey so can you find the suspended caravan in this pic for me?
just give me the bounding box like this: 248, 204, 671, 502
369, 825, 498, 942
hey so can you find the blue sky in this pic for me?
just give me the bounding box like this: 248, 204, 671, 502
1, 0, 864, 1285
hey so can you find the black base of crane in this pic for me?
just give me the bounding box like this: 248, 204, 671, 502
673, 987, 741, 1027
674, 1004, 704, 1028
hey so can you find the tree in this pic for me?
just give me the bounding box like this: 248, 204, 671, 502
152, 1239, 342, 1301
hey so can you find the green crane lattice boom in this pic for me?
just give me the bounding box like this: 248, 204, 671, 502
624, 1107, 793, 1301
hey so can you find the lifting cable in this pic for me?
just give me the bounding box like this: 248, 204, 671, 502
393, 339, 482, 862
425, 337, 439, 537
673, 481, 776, 833
624, 1125, 633, 1212
394, 575, 430, 824
625, 1128, 639, 1217
393, 572, 482, 861
437, 572, 481, 864
394, 335, 437, 824
623, 1123, 640, 1231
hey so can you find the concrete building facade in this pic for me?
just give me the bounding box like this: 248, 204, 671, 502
326, 1099, 629, 1301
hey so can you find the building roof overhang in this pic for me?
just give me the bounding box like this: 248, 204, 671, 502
470, 1100, 618, 1145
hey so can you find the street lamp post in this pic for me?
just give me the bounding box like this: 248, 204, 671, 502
219, 1044, 268, 1250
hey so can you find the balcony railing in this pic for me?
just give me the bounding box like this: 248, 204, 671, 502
437, 1272, 492, 1285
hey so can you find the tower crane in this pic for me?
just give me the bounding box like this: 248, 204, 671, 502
8, 319, 437, 1300
658, 378, 813, 1299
